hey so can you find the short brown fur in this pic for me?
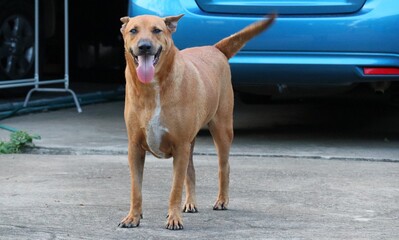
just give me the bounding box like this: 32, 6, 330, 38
119, 14, 276, 230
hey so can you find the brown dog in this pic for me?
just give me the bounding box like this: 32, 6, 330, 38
118, 14, 276, 230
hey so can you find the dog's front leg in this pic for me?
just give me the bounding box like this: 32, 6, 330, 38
119, 143, 145, 228
166, 144, 191, 230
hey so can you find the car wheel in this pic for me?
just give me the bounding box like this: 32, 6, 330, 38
0, 1, 34, 80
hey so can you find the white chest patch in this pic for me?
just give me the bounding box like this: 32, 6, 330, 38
146, 83, 169, 158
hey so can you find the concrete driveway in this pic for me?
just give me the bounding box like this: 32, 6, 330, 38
1, 154, 398, 239
1, 98, 399, 239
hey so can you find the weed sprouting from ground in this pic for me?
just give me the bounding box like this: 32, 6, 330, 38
0, 131, 40, 154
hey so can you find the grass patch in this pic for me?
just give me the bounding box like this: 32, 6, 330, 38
0, 131, 40, 154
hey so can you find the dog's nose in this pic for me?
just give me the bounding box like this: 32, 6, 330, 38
138, 40, 152, 53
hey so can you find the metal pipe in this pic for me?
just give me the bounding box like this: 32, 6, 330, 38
64, 0, 69, 89
2, 0, 81, 113
0, 79, 35, 87
34, 0, 39, 87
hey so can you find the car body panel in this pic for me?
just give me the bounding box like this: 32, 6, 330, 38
128, 0, 399, 88
195, 0, 367, 15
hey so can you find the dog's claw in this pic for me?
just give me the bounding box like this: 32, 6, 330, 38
213, 200, 228, 210
118, 221, 140, 228
183, 203, 198, 213
184, 207, 198, 213
118, 214, 141, 228
165, 214, 184, 230
166, 223, 184, 230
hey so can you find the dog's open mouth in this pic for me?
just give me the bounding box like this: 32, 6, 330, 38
131, 46, 162, 84
132, 46, 162, 66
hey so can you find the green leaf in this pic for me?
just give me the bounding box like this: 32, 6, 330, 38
0, 131, 39, 154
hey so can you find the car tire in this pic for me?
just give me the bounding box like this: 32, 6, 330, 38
0, 0, 34, 80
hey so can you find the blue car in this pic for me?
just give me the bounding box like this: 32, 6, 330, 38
128, 0, 399, 97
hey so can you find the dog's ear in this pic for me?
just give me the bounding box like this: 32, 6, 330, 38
120, 16, 130, 34
163, 14, 184, 33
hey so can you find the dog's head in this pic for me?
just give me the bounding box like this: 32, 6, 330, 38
120, 14, 184, 84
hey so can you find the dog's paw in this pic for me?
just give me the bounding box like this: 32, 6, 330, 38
213, 199, 228, 210
118, 214, 142, 228
165, 214, 184, 230
183, 203, 198, 213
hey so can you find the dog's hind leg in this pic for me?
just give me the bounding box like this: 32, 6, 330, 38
183, 139, 198, 213
208, 113, 233, 210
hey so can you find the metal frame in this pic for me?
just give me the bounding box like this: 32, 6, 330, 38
0, 0, 82, 112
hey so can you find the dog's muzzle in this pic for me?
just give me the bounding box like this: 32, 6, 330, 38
130, 40, 162, 84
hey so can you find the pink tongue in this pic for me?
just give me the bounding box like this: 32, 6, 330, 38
136, 55, 155, 84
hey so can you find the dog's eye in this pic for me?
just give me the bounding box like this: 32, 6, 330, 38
130, 28, 138, 34
152, 28, 162, 34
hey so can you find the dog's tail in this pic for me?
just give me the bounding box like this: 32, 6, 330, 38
214, 14, 277, 59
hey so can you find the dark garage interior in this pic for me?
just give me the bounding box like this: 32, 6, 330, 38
0, 0, 128, 112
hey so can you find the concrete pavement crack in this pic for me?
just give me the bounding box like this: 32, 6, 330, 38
23, 146, 399, 163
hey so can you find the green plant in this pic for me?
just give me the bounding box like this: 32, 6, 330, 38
0, 131, 40, 154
